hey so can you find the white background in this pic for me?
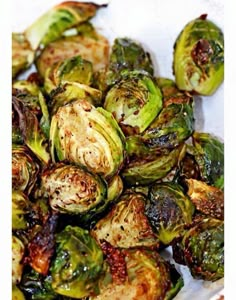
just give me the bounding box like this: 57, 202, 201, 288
8, 0, 228, 299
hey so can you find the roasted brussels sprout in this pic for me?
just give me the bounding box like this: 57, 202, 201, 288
179, 218, 224, 281
12, 235, 25, 285
122, 144, 185, 186
91, 192, 159, 249
90, 242, 183, 300
192, 132, 224, 189
36, 24, 109, 78
39, 163, 107, 215
12, 144, 40, 195
12, 33, 34, 79
25, 1, 105, 50
44, 55, 93, 94
12, 284, 26, 300
104, 71, 163, 135
50, 225, 103, 298
49, 81, 102, 115
141, 101, 194, 149
50, 99, 125, 179
12, 191, 32, 230
106, 37, 154, 86
186, 178, 224, 220
173, 14, 224, 95
12, 97, 50, 165
145, 182, 195, 245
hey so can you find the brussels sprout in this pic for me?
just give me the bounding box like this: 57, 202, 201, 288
49, 81, 102, 115
122, 144, 185, 186
25, 214, 58, 275
44, 55, 93, 94
12, 97, 50, 165
142, 101, 194, 149
104, 71, 163, 135
145, 182, 195, 245
50, 99, 125, 179
50, 225, 103, 298
36, 23, 109, 78
106, 37, 154, 86
13, 81, 50, 138
12, 33, 34, 79
91, 243, 183, 300
186, 178, 224, 220
20, 271, 56, 300
12, 284, 25, 300
181, 218, 224, 281
12, 191, 32, 230
12, 144, 40, 195
39, 163, 107, 215
25, 1, 105, 50
91, 192, 159, 249
173, 14, 224, 95
12, 235, 25, 284
192, 132, 224, 189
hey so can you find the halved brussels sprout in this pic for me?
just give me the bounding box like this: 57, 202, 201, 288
122, 144, 185, 186
106, 37, 154, 86
12, 191, 32, 230
12, 97, 51, 165
91, 243, 183, 300
40, 163, 107, 215
142, 101, 194, 149
186, 178, 224, 220
12, 33, 34, 79
36, 22, 109, 78
49, 81, 103, 115
50, 99, 126, 179
173, 14, 224, 95
181, 218, 224, 281
145, 182, 195, 245
12, 144, 40, 195
192, 132, 224, 189
104, 71, 163, 135
91, 192, 159, 249
50, 225, 103, 298
12, 284, 26, 300
25, 1, 105, 50
44, 55, 93, 94
12, 235, 25, 285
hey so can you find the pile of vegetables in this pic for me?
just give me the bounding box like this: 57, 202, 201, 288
12, 2, 224, 299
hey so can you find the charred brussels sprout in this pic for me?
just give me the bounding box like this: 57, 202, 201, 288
25, 1, 105, 50
12, 144, 40, 195
106, 37, 154, 86
91, 243, 183, 300
181, 218, 224, 281
50, 225, 103, 298
104, 71, 163, 135
12, 235, 25, 285
12, 191, 32, 230
186, 178, 224, 220
44, 55, 93, 94
36, 24, 109, 78
145, 182, 195, 245
50, 99, 125, 179
39, 163, 107, 215
122, 144, 185, 186
12, 33, 34, 79
91, 192, 158, 249
173, 14, 224, 95
192, 132, 224, 189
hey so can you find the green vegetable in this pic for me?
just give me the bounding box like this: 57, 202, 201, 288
50, 225, 103, 298
12, 284, 26, 300
173, 14, 224, 95
12, 235, 25, 284
145, 182, 195, 245
12, 191, 32, 230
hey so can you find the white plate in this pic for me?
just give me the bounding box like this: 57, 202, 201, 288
12, 0, 224, 299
